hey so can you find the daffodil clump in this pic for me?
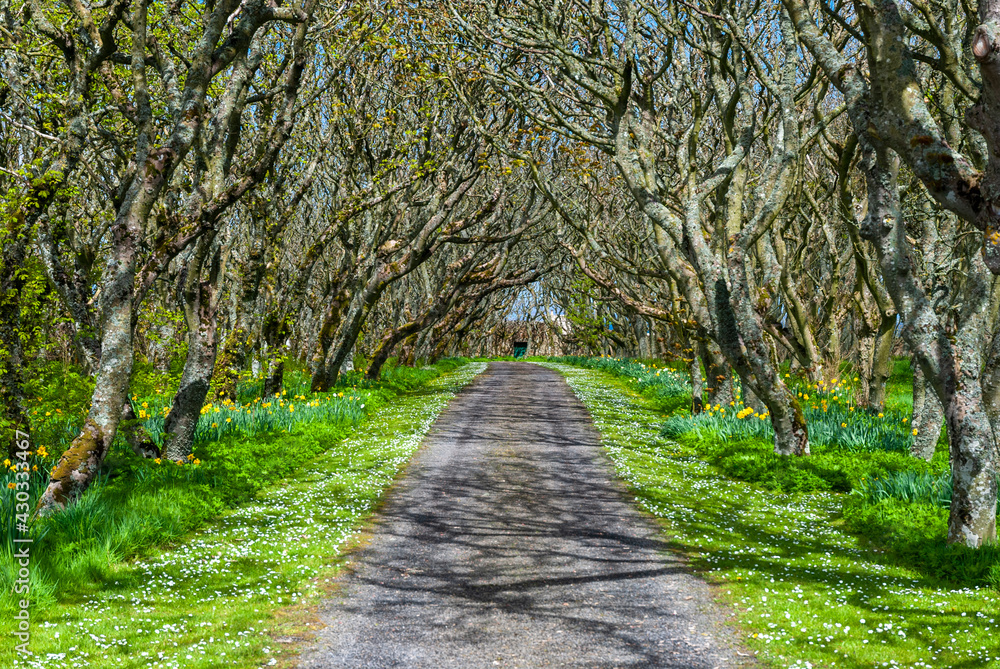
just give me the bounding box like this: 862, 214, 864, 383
0, 446, 55, 549
662, 375, 916, 454
131, 389, 370, 449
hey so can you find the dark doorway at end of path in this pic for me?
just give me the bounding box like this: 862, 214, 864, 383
513, 341, 528, 357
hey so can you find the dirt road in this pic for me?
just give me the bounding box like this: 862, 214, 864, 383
298, 362, 744, 668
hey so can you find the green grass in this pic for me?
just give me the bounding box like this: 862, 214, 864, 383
544, 355, 691, 413
0, 360, 486, 668
0, 358, 482, 666
540, 361, 1000, 669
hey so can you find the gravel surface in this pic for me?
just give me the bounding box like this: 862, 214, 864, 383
298, 362, 747, 668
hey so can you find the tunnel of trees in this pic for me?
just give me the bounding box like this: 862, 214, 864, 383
2, 0, 1000, 551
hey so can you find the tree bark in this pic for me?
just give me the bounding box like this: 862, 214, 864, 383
866, 314, 896, 411
162, 259, 221, 461
39, 206, 140, 512
863, 146, 996, 546
699, 341, 735, 408
309, 288, 351, 392
1, 211, 29, 459
262, 359, 285, 399
911, 361, 944, 461
211, 326, 248, 404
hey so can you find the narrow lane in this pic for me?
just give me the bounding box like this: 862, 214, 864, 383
299, 362, 744, 668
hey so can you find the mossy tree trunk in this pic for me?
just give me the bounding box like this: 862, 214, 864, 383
863, 147, 996, 547
309, 288, 351, 392
210, 327, 248, 404
162, 237, 223, 462
1, 211, 29, 459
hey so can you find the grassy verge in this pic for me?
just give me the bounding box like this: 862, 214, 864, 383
1, 361, 486, 668
539, 361, 1000, 669
1, 359, 470, 604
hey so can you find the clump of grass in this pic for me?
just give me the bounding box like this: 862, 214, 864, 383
854, 469, 953, 508
664, 384, 915, 453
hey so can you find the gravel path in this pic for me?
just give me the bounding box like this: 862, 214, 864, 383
298, 362, 746, 668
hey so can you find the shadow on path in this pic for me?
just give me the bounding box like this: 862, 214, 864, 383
298, 362, 746, 668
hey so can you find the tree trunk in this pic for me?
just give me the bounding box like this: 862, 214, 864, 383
863, 146, 996, 546
399, 332, 419, 367
0, 214, 28, 459
319, 296, 370, 389
162, 284, 219, 462
211, 326, 248, 404
866, 313, 896, 411
308, 289, 351, 392
262, 359, 284, 399
726, 248, 810, 456
911, 361, 944, 461
742, 379, 768, 415
699, 341, 734, 408
979, 326, 1000, 462
38, 222, 139, 512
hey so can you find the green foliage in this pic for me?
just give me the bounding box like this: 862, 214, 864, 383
560, 278, 609, 353
661, 402, 916, 453
842, 496, 1000, 587
662, 374, 916, 453
134, 302, 188, 370
671, 432, 938, 495
854, 469, 953, 508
